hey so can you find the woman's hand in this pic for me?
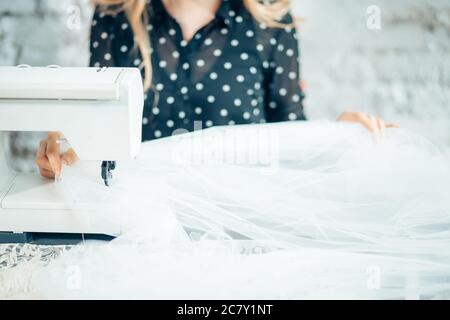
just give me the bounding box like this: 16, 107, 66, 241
337, 111, 398, 133
35, 132, 79, 179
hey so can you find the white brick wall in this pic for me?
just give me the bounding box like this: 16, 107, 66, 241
1, 0, 449, 170
0, 0, 92, 66
292, 0, 450, 147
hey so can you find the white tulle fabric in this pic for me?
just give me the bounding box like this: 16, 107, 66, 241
30, 121, 450, 299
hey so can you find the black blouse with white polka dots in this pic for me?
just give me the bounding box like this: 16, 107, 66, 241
90, 0, 306, 141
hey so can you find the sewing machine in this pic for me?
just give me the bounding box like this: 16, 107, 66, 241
0, 66, 144, 243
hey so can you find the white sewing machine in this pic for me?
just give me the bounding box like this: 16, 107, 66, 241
0, 66, 144, 243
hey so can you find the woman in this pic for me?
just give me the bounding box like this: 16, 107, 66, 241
36, 0, 392, 177
12, 1, 450, 299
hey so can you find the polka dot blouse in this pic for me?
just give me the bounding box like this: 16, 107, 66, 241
90, 0, 306, 141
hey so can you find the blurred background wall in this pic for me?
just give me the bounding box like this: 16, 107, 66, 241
1, 0, 449, 170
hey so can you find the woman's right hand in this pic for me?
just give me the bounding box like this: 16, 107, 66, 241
35, 132, 79, 178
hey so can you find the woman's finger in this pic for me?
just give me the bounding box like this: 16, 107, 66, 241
377, 118, 386, 141
370, 115, 379, 132
61, 148, 79, 166
366, 115, 381, 143
386, 123, 400, 128
39, 168, 55, 179
46, 138, 61, 177
36, 140, 53, 171
359, 114, 376, 132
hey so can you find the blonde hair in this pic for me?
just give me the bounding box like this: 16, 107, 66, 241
94, 0, 293, 91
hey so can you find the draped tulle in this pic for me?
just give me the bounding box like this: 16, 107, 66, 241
15, 121, 450, 299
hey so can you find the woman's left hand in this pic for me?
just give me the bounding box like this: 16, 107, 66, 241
337, 111, 398, 133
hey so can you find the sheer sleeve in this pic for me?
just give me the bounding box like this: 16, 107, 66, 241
89, 7, 117, 68
263, 14, 306, 122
